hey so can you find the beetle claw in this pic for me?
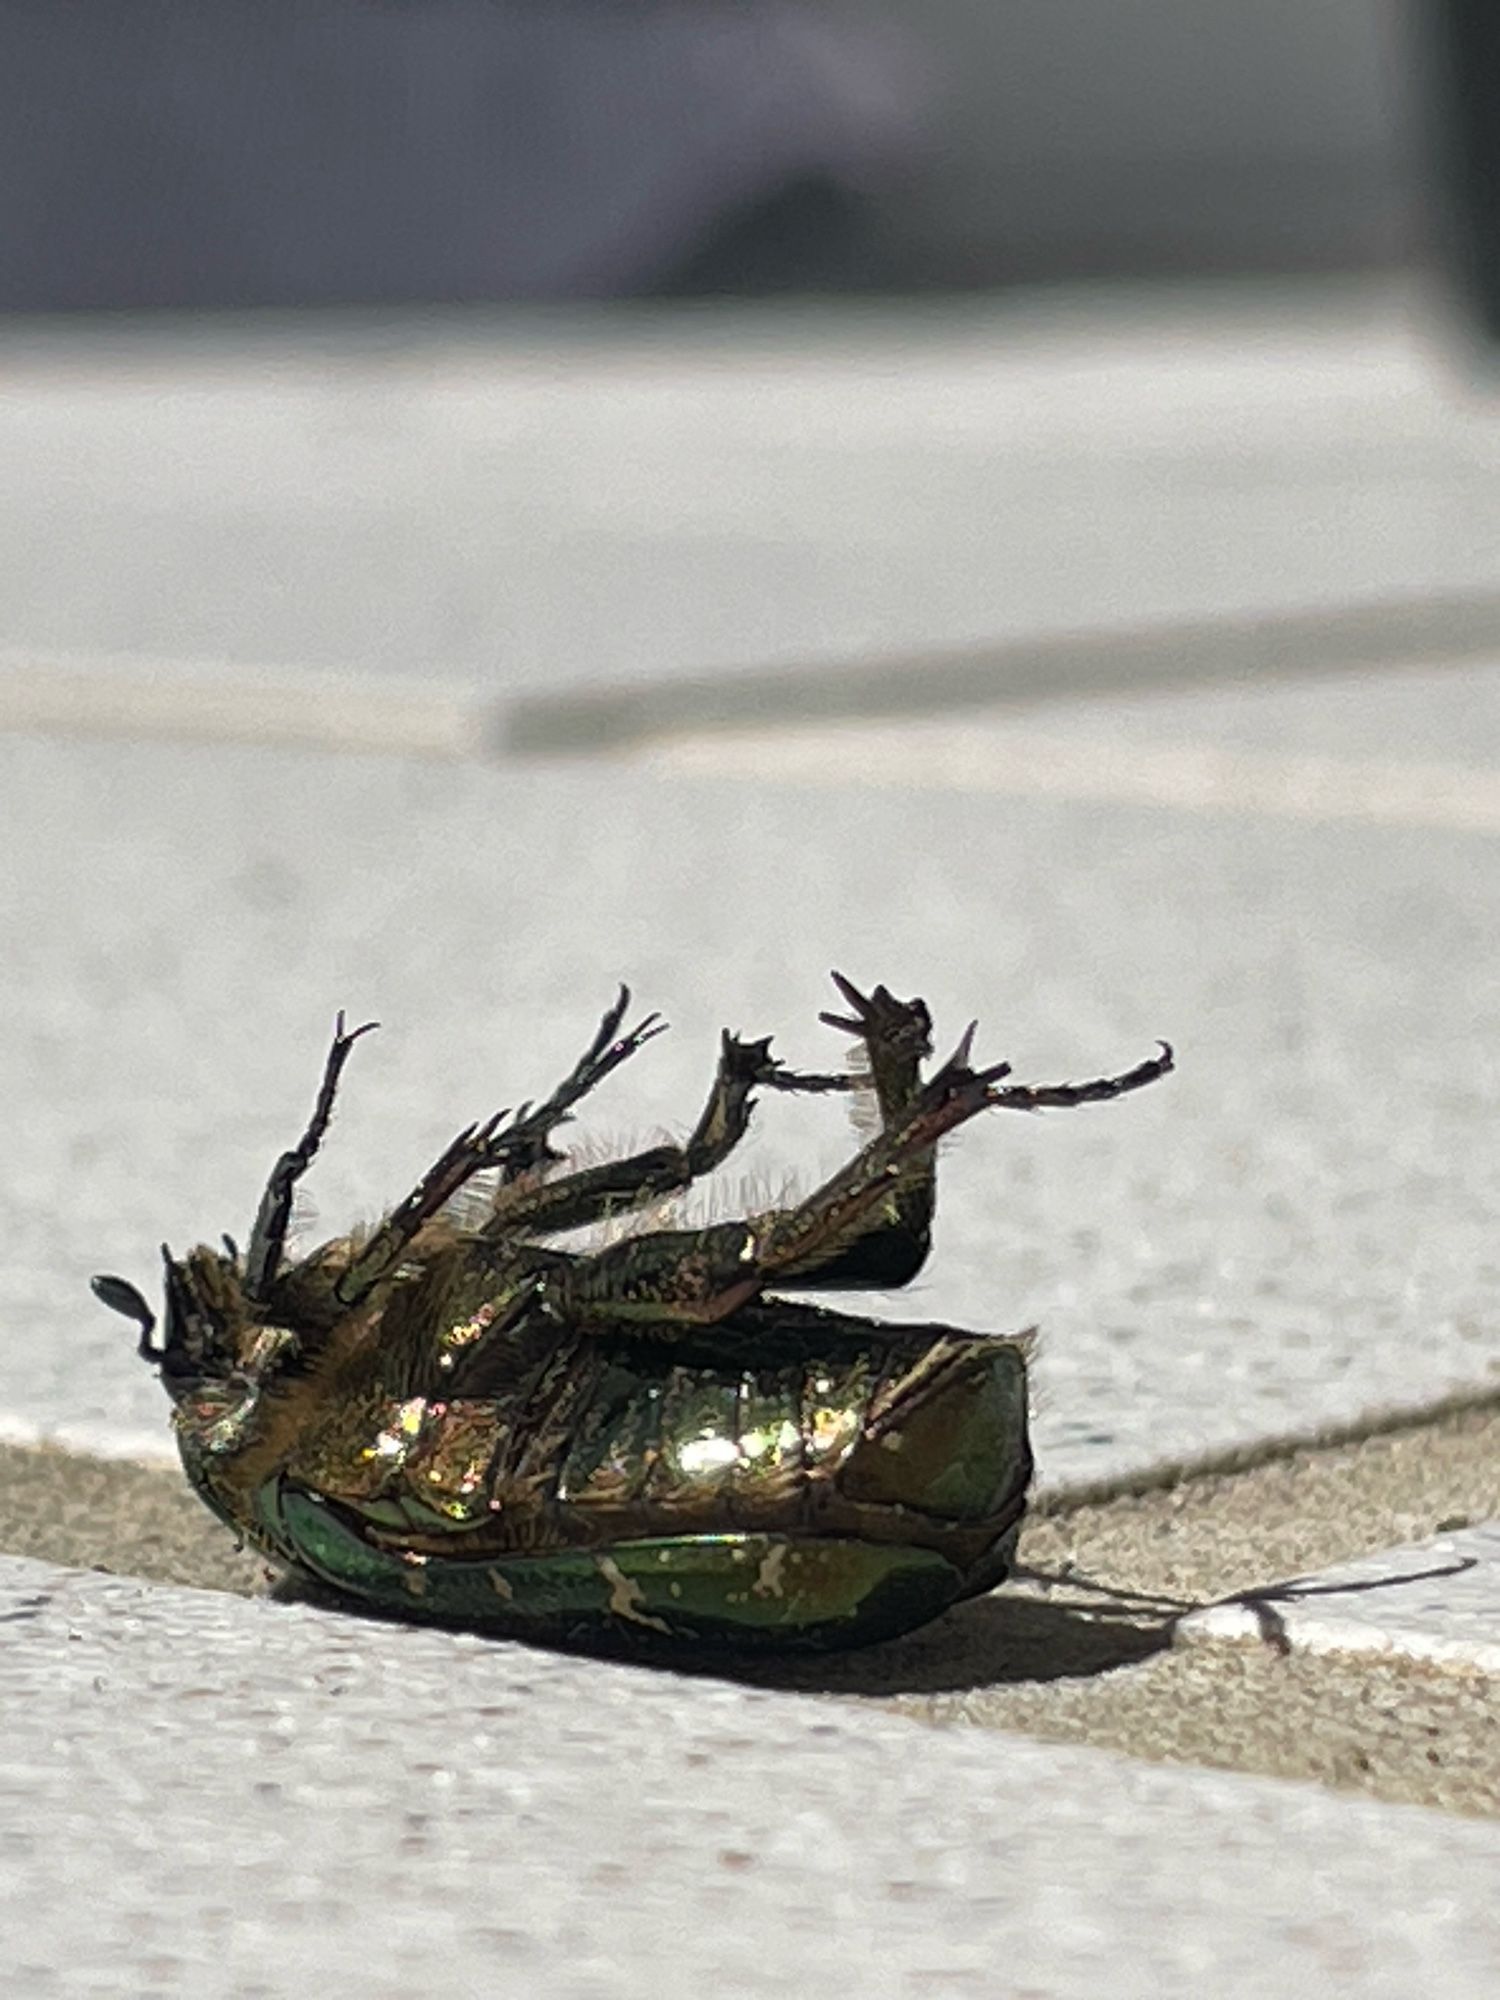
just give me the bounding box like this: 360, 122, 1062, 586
818, 1010, 864, 1036
623, 1011, 668, 1053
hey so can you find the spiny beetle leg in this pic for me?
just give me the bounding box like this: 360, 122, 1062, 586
498, 985, 667, 1183
550, 1030, 1009, 1328
482, 1024, 785, 1240
338, 988, 670, 1300
820, 971, 934, 1109
551, 1026, 1170, 1333
245, 1011, 378, 1303
785, 974, 940, 1292
334, 1105, 518, 1306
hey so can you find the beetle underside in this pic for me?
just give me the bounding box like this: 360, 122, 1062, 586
94, 974, 1171, 1651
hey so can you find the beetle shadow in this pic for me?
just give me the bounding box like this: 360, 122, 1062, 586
272, 1553, 1488, 1697
645, 1588, 1177, 1697
271, 1569, 1179, 1697
270, 1560, 1184, 1688
723, 1552, 1487, 1698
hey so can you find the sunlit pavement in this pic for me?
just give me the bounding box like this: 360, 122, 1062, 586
3, 283, 1500, 1995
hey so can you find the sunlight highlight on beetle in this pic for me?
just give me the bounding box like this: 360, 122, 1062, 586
365, 1397, 427, 1462
676, 1434, 742, 1476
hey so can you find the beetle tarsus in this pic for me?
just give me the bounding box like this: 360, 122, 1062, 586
984, 1039, 1175, 1114
495, 985, 668, 1183
820, 972, 934, 1080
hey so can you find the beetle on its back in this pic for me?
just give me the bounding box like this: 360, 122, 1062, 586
93, 975, 1171, 1652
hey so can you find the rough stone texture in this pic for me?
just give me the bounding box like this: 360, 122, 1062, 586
3, 1552, 1499, 1999
1180, 1520, 1500, 1674
905, 1643, 1500, 1821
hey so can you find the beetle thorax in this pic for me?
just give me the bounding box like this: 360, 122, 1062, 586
159, 1247, 281, 1401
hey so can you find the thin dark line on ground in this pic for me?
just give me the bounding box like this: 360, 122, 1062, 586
504, 586, 1500, 754
7, 586, 1500, 766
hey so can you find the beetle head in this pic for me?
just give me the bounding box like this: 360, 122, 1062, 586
92, 1242, 252, 1403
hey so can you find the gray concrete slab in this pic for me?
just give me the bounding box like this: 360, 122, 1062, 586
507, 590, 1500, 751
9, 284, 1500, 1984
4, 1552, 1499, 2000
5, 284, 1500, 702
956, 656, 1500, 772
4, 719, 1498, 1489
789, 657, 1500, 791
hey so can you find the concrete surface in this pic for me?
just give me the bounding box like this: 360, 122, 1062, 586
6, 283, 1500, 700
638, 655, 1500, 806
1180, 1520, 1500, 1674
4, 1551, 1499, 2000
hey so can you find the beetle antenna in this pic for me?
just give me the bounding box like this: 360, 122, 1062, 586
90, 1272, 164, 1365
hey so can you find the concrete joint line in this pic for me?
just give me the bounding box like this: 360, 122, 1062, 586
1027, 1382, 1500, 1515
0, 651, 493, 760
506, 585, 1500, 753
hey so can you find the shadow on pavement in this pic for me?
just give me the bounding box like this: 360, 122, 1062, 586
273, 1568, 1176, 1697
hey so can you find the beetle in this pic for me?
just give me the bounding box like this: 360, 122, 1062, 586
93, 976, 1171, 1652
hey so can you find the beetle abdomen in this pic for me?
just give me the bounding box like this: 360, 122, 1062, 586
302, 1314, 1027, 1540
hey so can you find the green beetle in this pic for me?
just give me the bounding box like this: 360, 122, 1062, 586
93, 977, 1171, 1652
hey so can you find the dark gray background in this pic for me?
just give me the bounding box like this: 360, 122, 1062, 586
0, 1, 1419, 309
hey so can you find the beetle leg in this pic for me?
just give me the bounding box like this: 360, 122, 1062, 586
984, 1041, 1175, 1112
479, 1027, 815, 1239
494, 985, 667, 1183
818, 971, 933, 1118
329, 1108, 524, 1307
319, 989, 659, 1308
545, 1031, 1012, 1326
244, 1012, 378, 1302
548, 1031, 1172, 1331
324, 1021, 823, 1303
783, 972, 939, 1291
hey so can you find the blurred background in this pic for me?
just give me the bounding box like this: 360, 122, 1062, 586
4, 0, 1500, 731
0, 0, 1430, 309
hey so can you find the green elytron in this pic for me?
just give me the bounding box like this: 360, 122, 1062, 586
93, 977, 1171, 1651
